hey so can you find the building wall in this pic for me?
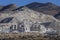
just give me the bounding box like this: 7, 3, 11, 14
0, 22, 50, 33
0, 23, 17, 33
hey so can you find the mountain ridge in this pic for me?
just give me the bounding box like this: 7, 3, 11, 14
0, 2, 60, 20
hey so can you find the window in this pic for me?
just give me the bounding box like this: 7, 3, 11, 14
30, 23, 40, 31
26, 28, 27, 30
10, 25, 17, 30
18, 23, 25, 32
14, 25, 16, 30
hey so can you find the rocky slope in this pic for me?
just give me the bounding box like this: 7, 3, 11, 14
12, 2, 60, 20
0, 2, 60, 20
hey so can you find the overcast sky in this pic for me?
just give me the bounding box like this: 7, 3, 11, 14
0, 0, 60, 6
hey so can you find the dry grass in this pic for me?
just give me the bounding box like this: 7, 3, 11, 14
0, 32, 59, 40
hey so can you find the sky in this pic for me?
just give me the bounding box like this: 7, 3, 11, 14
0, 0, 60, 6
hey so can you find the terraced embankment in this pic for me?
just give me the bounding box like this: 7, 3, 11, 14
0, 32, 60, 40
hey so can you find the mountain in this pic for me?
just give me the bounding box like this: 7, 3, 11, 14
25, 2, 60, 20
26, 2, 59, 15
0, 6, 4, 10
0, 4, 18, 12
0, 2, 60, 20
12, 2, 60, 20
14, 2, 59, 15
